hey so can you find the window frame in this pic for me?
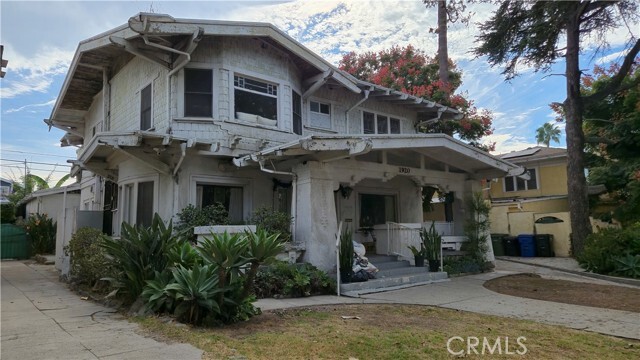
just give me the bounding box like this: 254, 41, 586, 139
357, 192, 398, 228
190, 175, 253, 223
184, 68, 214, 118
140, 82, 153, 131
292, 90, 302, 135
361, 110, 402, 134
117, 175, 158, 231
503, 167, 539, 192
233, 73, 279, 126
308, 99, 333, 130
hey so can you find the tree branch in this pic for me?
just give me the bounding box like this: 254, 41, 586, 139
583, 39, 640, 103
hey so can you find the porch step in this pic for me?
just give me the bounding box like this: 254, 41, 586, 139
340, 271, 449, 297
376, 266, 434, 278
373, 260, 411, 270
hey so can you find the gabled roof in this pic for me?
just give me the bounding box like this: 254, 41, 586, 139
47, 13, 459, 146
499, 146, 566, 163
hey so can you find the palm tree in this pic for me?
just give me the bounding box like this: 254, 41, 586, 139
8, 172, 71, 206
535, 123, 561, 147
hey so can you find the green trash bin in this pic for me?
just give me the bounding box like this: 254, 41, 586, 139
490, 233, 507, 257
1, 224, 30, 259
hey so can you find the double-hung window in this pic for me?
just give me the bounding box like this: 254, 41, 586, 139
184, 68, 213, 117
234, 75, 278, 125
140, 84, 152, 130
292, 91, 302, 135
309, 100, 331, 129
504, 168, 538, 192
362, 111, 401, 134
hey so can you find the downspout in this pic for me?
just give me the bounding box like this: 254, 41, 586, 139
258, 160, 297, 243
345, 88, 370, 134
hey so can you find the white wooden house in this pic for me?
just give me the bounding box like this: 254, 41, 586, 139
47, 13, 523, 272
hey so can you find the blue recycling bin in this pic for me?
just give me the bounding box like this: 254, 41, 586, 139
517, 234, 536, 257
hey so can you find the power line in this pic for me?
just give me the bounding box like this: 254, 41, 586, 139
1, 165, 70, 173
0, 149, 72, 158
0, 158, 71, 167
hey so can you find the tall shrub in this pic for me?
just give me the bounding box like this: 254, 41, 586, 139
23, 213, 56, 254
65, 227, 114, 287
578, 223, 640, 277
250, 206, 292, 242
462, 192, 491, 270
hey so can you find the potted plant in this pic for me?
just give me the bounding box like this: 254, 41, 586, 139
339, 228, 354, 283
420, 221, 442, 272
408, 243, 426, 267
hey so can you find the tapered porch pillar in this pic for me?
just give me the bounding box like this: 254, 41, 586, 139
293, 161, 339, 271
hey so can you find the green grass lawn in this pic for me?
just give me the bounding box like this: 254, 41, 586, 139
135, 304, 639, 359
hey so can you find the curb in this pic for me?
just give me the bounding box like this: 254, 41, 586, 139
497, 257, 640, 287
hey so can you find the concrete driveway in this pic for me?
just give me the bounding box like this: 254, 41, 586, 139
1, 261, 202, 360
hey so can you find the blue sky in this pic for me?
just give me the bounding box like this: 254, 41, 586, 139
1, 0, 636, 185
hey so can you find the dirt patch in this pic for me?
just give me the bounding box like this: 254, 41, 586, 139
484, 273, 640, 313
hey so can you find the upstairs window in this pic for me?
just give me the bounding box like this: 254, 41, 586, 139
184, 68, 213, 117
504, 168, 538, 192
363, 111, 402, 134
309, 100, 331, 129
140, 84, 152, 130
234, 75, 278, 126
292, 90, 302, 135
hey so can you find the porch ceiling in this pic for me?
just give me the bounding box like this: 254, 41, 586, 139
233, 134, 525, 180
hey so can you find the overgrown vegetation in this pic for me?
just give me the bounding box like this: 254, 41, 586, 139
339, 227, 354, 282
443, 256, 483, 275
1, 203, 16, 223
21, 213, 56, 254
64, 227, 114, 287
459, 192, 491, 272
253, 261, 335, 298
577, 223, 640, 278
250, 206, 292, 242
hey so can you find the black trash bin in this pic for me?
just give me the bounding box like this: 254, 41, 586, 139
534, 234, 554, 257
503, 236, 520, 256
490, 234, 508, 257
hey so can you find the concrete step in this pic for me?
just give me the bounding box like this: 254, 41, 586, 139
366, 255, 400, 263
373, 260, 411, 270
340, 271, 449, 297
376, 266, 432, 278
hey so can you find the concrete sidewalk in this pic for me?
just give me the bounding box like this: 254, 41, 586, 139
1, 261, 202, 360
255, 260, 640, 340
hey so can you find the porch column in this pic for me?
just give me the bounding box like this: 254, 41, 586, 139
465, 180, 495, 263
293, 161, 338, 271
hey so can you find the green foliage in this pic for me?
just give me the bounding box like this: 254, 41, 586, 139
339, 227, 354, 276
578, 223, 640, 278
101, 214, 175, 304
23, 213, 56, 254
165, 264, 221, 325
8, 173, 71, 206
460, 192, 491, 271
249, 206, 292, 242
582, 65, 640, 226
535, 123, 561, 147
420, 221, 442, 261
64, 227, 114, 287
443, 256, 484, 275
407, 244, 426, 258
1, 203, 16, 223
142, 270, 176, 313
253, 261, 336, 298
174, 204, 230, 238
242, 229, 285, 298
166, 240, 202, 269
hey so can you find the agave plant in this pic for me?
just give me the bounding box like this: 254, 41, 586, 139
100, 214, 175, 303
142, 270, 176, 313
165, 264, 222, 325
166, 240, 202, 269
241, 229, 284, 298
197, 231, 250, 308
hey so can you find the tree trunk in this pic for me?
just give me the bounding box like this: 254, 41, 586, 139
437, 0, 449, 84
564, 8, 592, 256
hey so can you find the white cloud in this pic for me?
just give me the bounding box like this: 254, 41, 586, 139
0, 44, 74, 98
484, 133, 539, 154
4, 99, 57, 114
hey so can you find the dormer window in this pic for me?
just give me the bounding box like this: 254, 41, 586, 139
234, 74, 278, 126
309, 100, 331, 129
184, 68, 213, 117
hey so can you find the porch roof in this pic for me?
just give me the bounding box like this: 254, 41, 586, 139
233, 134, 525, 180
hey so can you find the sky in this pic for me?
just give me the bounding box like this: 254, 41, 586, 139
1, 0, 637, 186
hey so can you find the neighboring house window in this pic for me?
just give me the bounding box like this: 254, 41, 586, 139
234, 75, 278, 125
197, 184, 244, 223
309, 100, 331, 129
362, 111, 401, 134
184, 68, 213, 117
359, 193, 397, 227
140, 84, 152, 130
292, 90, 302, 135
504, 168, 538, 192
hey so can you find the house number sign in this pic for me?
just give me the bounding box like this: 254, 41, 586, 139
398, 167, 411, 174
